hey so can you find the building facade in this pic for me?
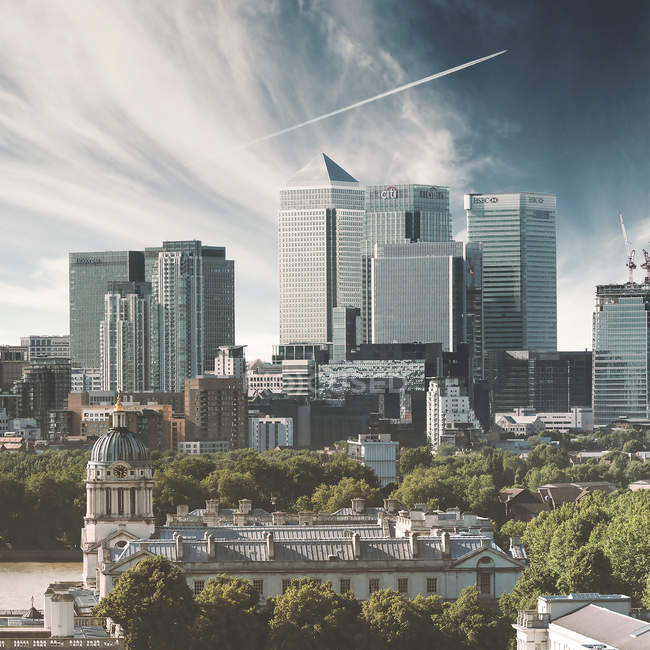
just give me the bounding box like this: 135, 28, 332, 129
146, 241, 235, 392
593, 283, 650, 426
331, 307, 362, 362
248, 416, 294, 451
362, 184, 451, 343
0, 344, 28, 391
465, 192, 557, 352
347, 433, 399, 486
69, 251, 144, 370
20, 335, 70, 360
279, 153, 364, 346
99, 282, 151, 393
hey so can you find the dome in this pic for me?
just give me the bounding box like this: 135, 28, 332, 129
90, 428, 149, 463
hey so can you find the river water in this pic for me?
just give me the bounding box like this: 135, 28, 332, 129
0, 563, 82, 609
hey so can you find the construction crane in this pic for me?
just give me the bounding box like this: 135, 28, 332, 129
619, 211, 636, 284
641, 249, 650, 283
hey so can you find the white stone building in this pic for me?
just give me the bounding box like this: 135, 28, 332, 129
347, 433, 399, 486
426, 377, 482, 448
495, 407, 593, 433
248, 363, 284, 396
513, 593, 649, 649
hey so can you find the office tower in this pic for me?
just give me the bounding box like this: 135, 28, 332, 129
362, 184, 451, 342
20, 336, 70, 360
593, 283, 650, 426
184, 376, 248, 449
487, 350, 592, 413
145, 241, 235, 392
465, 192, 557, 351
0, 345, 28, 392
369, 242, 482, 374
99, 282, 151, 392
69, 251, 144, 369
281, 360, 317, 398
248, 416, 294, 451
13, 358, 71, 432
279, 153, 364, 346
331, 307, 362, 362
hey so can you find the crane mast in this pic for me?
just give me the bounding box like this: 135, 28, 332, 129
619, 211, 636, 284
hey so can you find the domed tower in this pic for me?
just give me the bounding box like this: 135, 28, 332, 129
82, 396, 155, 587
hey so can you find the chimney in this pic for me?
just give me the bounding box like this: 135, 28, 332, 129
383, 498, 398, 513
206, 499, 219, 514
299, 511, 315, 526
49, 593, 75, 637
481, 537, 490, 549
351, 498, 366, 514
43, 588, 54, 631
239, 498, 252, 514
265, 531, 275, 560
204, 532, 216, 559
509, 536, 521, 550
414, 503, 426, 512
177, 504, 189, 516
409, 531, 419, 557
272, 511, 288, 525
174, 533, 184, 559
351, 532, 361, 559
441, 531, 450, 557
233, 511, 248, 527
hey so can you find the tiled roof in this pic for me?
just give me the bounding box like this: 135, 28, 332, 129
158, 524, 386, 541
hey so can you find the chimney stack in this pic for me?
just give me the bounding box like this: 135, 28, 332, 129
352, 532, 361, 559
351, 498, 366, 514
204, 532, 216, 559
383, 498, 398, 513
174, 533, 184, 559
409, 531, 419, 557
239, 498, 252, 514
265, 531, 275, 560
441, 531, 450, 557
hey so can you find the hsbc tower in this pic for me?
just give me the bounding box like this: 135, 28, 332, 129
465, 192, 557, 352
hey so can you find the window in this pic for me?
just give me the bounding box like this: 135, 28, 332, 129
194, 580, 205, 595
426, 577, 437, 594
479, 573, 491, 595
282, 579, 292, 594
339, 579, 351, 593
368, 578, 380, 594
397, 578, 408, 594
253, 579, 264, 596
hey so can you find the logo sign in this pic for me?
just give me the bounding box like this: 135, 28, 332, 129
75, 257, 101, 264
419, 187, 445, 200
380, 186, 398, 199
528, 196, 544, 204
472, 196, 499, 205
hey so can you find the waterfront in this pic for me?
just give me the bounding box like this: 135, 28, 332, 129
0, 563, 82, 609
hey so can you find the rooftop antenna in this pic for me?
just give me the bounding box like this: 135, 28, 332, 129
619, 211, 636, 284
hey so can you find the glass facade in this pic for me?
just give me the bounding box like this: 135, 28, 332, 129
331, 307, 362, 362
592, 284, 650, 426
279, 154, 364, 345
362, 184, 451, 343
465, 192, 557, 351
69, 251, 144, 369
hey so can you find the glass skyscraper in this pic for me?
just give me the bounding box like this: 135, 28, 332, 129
465, 192, 557, 351
592, 283, 650, 426
279, 153, 364, 345
362, 184, 451, 342
69, 251, 144, 369
145, 241, 234, 392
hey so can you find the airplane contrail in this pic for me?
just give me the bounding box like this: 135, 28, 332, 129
235, 50, 507, 149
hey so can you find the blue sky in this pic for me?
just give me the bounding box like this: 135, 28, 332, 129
1, 0, 648, 360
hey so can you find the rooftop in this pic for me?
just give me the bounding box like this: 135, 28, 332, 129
285, 153, 358, 187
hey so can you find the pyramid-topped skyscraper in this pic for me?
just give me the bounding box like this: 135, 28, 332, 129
279, 153, 364, 346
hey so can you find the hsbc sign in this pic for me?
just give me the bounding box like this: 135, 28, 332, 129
472, 196, 499, 205
380, 186, 398, 199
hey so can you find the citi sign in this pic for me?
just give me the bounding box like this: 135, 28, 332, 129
472, 196, 499, 204
380, 186, 398, 199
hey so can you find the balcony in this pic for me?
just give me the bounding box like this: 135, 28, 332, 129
516, 610, 549, 628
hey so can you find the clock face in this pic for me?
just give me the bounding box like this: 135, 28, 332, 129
113, 465, 128, 479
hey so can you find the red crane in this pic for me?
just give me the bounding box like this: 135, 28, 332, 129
619, 211, 636, 284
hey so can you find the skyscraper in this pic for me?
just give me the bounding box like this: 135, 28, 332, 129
145, 241, 234, 392
279, 153, 364, 346
465, 192, 557, 351
69, 251, 144, 369
592, 283, 650, 426
99, 281, 151, 392
362, 184, 451, 342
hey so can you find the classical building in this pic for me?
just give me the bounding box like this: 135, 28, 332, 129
81, 398, 155, 588
84, 407, 525, 602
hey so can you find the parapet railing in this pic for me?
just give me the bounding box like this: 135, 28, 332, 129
74, 617, 108, 628
516, 610, 550, 628
0, 640, 123, 648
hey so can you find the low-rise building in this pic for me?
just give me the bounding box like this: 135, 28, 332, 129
494, 412, 546, 437
513, 593, 648, 650
248, 362, 284, 396
498, 488, 546, 521
177, 440, 230, 454
347, 433, 399, 486
537, 481, 616, 509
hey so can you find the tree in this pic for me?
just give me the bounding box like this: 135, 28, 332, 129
193, 575, 266, 650
623, 439, 643, 454
360, 589, 439, 649
557, 545, 613, 594
399, 447, 432, 475
94, 556, 197, 650
310, 477, 381, 512
438, 586, 511, 649
268, 578, 363, 650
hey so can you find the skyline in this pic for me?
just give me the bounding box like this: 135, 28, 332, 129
1, 0, 648, 361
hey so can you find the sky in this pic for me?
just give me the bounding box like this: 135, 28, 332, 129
1, 0, 648, 362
